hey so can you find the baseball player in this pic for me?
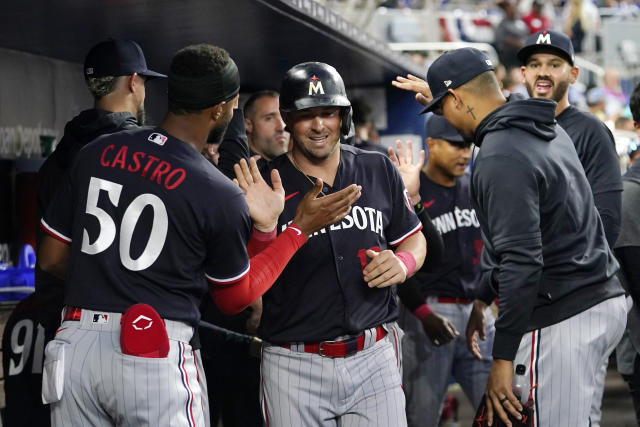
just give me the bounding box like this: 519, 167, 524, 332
516, 30, 624, 426
37, 44, 360, 426
415, 47, 626, 427
2, 38, 164, 427
258, 62, 426, 426
396, 115, 494, 426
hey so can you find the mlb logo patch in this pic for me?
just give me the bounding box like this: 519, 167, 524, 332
92, 313, 109, 324
148, 132, 168, 146
85, 67, 94, 75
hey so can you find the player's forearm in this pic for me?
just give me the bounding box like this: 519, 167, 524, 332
492, 243, 543, 361
593, 190, 622, 248
395, 231, 426, 276
37, 235, 69, 280
211, 225, 306, 314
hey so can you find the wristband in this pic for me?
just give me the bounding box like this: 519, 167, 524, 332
395, 251, 416, 277
413, 304, 433, 320
251, 226, 277, 242
414, 202, 424, 215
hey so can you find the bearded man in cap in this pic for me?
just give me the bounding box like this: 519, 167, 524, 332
394, 47, 625, 426
517, 29, 623, 427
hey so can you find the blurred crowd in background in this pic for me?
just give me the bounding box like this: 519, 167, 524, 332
322, 0, 640, 169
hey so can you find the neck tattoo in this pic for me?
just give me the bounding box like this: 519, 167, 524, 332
287, 152, 326, 197
466, 105, 476, 120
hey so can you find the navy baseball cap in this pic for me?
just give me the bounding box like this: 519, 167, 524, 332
427, 115, 468, 146
84, 39, 166, 79
517, 29, 575, 66
421, 48, 495, 114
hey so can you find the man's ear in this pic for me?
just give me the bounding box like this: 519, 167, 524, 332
211, 102, 224, 121
448, 89, 464, 110
245, 118, 253, 133
127, 73, 140, 93
570, 66, 580, 85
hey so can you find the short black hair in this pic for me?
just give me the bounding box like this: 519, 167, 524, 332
630, 82, 640, 124
350, 98, 373, 127
243, 90, 279, 117
168, 44, 231, 115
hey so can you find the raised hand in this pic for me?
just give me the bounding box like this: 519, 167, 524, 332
293, 179, 361, 237
233, 157, 284, 232
391, 74, 433, 107
388, 140, 425, 204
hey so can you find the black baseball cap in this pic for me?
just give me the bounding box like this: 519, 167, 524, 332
84, 39, 166, 79
517, 29, 575, 66
421, 48, 495, 114
427, 115, 468, 146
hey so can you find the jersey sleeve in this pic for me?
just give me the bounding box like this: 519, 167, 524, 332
203, 189, 252, 286
40, 168, 75, 244
383, 157, 422, 246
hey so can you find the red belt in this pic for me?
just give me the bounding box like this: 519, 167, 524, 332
63, 306, 83, 321
282, 326, 387, 358
437, 297, 472, 304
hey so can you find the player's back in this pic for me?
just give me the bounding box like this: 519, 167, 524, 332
44, 127, 250, 324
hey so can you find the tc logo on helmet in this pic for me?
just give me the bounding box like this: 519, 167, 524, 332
308, 75, 325, 95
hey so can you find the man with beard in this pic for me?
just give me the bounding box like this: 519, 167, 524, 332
402, 47, 625, 427
1, 38, 164, 427
37, 44, 361, 426
517, 30, 623, 427
517, 29, 622, 248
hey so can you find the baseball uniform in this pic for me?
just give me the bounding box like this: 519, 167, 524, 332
41, 126, 253, 426
398, 171, 494, 426
259, 145, 422, 426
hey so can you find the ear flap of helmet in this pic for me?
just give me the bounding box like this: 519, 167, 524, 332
341, 106, 354, 140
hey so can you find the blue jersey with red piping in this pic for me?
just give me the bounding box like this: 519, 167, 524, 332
258, 145, 422, 343
41, 127, 251, 325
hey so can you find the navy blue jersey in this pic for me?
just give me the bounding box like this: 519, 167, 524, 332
42, 127, 251, 324
258, 145, 422, 343
413, 172, 482, 299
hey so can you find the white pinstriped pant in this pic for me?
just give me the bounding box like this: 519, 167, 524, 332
46, 309, 206, 427
260, 324, 407, 427
514, 295, 627, 427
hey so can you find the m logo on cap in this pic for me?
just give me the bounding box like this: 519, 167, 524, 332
444, 80, 452, 87
309, 75, 325, 95
536, 32, 551, 45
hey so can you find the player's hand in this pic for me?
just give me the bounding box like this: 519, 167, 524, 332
466, 300, 488, 360
245, 297, 262, 335
485, 360, 523, 427
233, 158, 284, 232
363, 249, 408, 288
292, 179, 361, 237
388, 140, 425, 204
391, 74, 433, 107
421, 312, 459, 346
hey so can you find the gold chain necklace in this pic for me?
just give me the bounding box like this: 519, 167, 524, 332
287, 152, 326, 197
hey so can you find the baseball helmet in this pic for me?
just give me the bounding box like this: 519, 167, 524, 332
280, 62, 354, 139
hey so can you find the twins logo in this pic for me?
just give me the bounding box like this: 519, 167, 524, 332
309, 75, 324, 95
536, 32, 551, 45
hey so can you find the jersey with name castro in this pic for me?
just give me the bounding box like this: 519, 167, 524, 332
259, 145, 422, 343
41, 127, 251, 324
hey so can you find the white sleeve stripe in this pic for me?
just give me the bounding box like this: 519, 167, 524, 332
41, 218, 72, 243
205, 263, 250, 284
389, 222, 422, 246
